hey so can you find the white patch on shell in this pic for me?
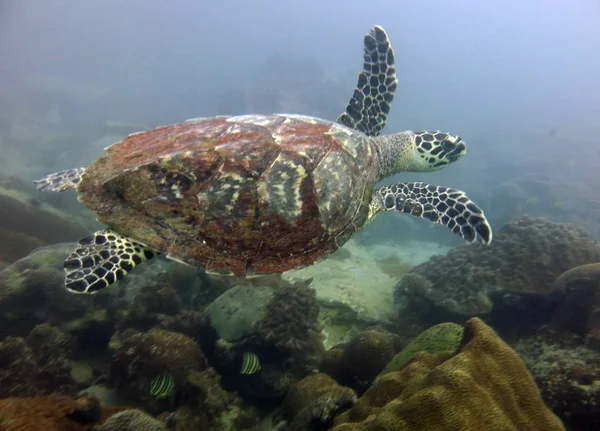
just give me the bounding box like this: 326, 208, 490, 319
196, 172, 247, 213
184, 115, 228, 124
228, 115, 279, 127
326, 124, 363, 158
103, 139, 125, 151
258, 154, 307, 221
276, 114, 320, 124
224, 124, 243, 134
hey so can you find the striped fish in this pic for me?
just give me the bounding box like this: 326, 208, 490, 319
149, 373, 175, 398
240, 352, 261, 375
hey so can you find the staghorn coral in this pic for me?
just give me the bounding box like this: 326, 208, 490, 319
395, 217, 600, 320
258, 280, 321, 352
108, 328, 206, 409
332, 318, 565, 431
94, 409, 166, 431
283, 373, 357, 431
378, 322, 463, 377
0, 394, 100, 431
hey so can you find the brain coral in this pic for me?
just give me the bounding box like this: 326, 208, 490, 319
332, 318, 565, 431
378, 322, 463, 376
395, 217, 600, 317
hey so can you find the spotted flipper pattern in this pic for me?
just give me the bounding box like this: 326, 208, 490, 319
369, 182, 492, 244
337, 25, 397, 137
34, 167, 87, 192
64, 230, 158, 294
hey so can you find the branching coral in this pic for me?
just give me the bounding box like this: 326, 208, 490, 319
257, 280, 321, 352
395, 217, 600, 319
332, 318, 565, 431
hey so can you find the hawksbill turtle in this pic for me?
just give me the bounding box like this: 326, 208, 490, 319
35, 26, 492, 294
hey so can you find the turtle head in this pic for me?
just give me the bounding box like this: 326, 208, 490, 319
408, 131, 467, 171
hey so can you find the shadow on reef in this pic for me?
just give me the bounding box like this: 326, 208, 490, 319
4, 215, 600, 429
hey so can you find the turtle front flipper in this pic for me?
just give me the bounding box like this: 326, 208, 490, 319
337, 25, 397, 137
34, 167, 87, 192
64, 230, 159, 294
369, 182, 492, 244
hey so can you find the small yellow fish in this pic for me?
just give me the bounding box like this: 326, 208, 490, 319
149, 373, 175, 398
240, 352, 261, 375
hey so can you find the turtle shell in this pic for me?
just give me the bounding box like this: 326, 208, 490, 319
77, 114, 378, 275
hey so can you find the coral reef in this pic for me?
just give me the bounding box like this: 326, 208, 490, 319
0, 394, 100, 431
258, 280, 321, 352
108, 328, 206, 408
395, 217, 600, 323
0, 243, 103, 338
319, 327, 401, 393
0, 332, 77, 397
379, 322, 464, 376
515, 331, 600, 431
332, 318, 565, 431
283, 373, 357, 431
94, 409, 166, 431
549, 262, 600, 343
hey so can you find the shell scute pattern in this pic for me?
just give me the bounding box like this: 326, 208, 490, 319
79, 114, 372, 275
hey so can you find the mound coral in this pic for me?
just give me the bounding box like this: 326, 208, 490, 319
550, 262, 600, 342
284, 373, 357, 431
332, 318, 565, 431
378, 322, 463, 376
257, 280, 321, 352
395, 217, 600, 320
319, 327, 401, 393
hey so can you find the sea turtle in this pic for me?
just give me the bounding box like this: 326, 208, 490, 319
35, 26, 492, 294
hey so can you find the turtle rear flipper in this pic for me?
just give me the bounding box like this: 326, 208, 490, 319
34, 167, 87, 192
337, 25, 397, 137
64, 230, 158, 294
370, 182, 493, 244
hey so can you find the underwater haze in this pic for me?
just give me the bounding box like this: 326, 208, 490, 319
2, 0, 600, 242
1, 1, 600, 430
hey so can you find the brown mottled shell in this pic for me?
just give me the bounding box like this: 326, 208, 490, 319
78, 114, 378, 275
